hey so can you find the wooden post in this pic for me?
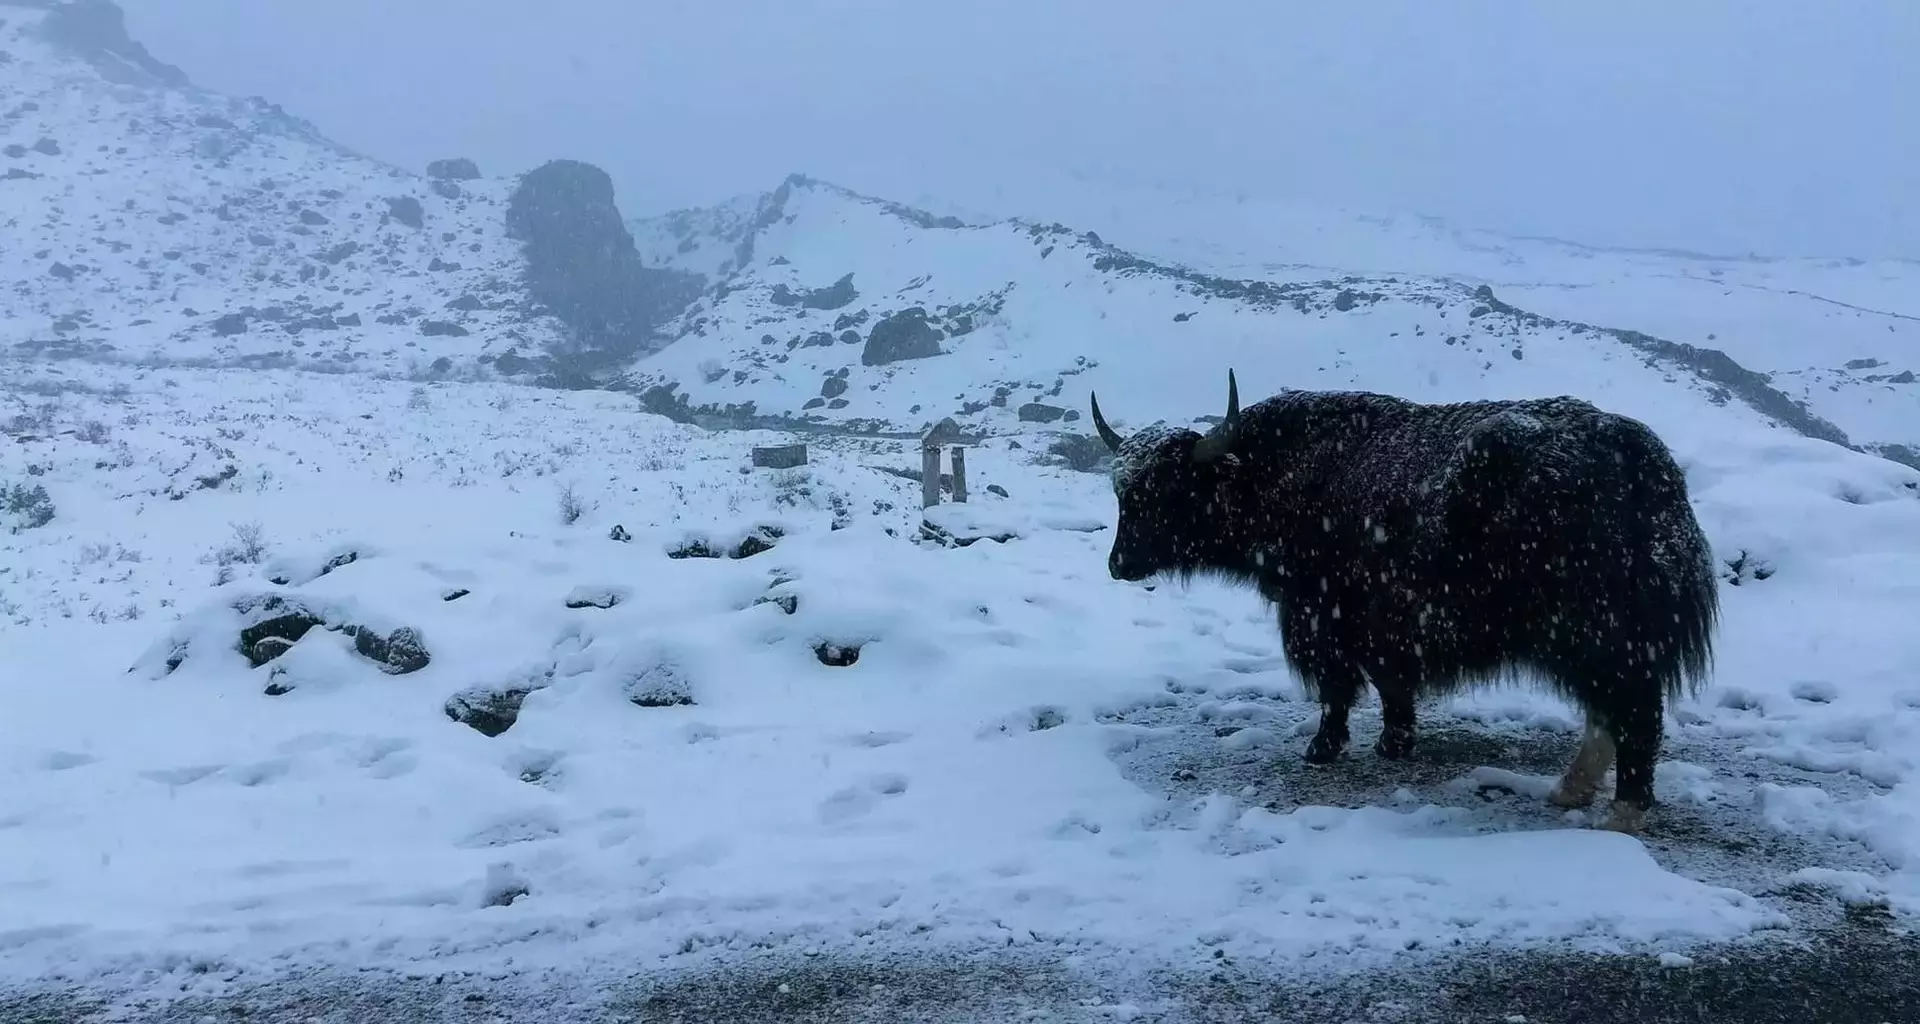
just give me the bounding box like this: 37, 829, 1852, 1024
950, 446, 968, 503
920, 445, 941, 508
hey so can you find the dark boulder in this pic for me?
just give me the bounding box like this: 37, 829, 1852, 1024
768, 273, 858, 311
239, 610, 325, 667
505, 159, 702, 367
348, 624, 432, 674
813, 641, 861, 667
426, 157, 481, 181
445, 684, 537, 737
624, 661, 695, 707
38, 0, 191, 87
1017, 402, 1068, 423
386, 196, 424, 229
861, 307, 944, 366
666, 525, 783, 560
317, 241, 359, 265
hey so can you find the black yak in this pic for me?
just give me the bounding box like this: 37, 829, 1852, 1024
1088, 371, 1719, 833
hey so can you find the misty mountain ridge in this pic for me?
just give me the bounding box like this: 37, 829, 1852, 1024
626, 174, 1920, 469
4, 0, 1917, 469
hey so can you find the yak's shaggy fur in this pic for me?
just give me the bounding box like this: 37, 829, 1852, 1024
1091, 375, 1719, 833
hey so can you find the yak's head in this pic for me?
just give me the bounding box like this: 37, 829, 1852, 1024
1090, 370, 1246, 583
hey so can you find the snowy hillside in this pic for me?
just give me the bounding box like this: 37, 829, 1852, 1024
990, 177, 1920, 466
630, 175, 1920, 471
4, 357, 1920, 1015
0, 0, 572, 376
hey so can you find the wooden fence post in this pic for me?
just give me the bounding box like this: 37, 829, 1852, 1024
950, 446, 968, 503
920, 445, 942, 509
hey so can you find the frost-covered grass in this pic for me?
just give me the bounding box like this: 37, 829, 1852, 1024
3, 358, 1920, 1000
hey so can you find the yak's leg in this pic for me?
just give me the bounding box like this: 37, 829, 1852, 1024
1374, 685, 1418, 760
1548, 712, 1616, 810
1600, 696, 1663, 834
1303, 673, 1361, 765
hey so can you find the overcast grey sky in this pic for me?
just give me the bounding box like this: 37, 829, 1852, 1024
120, 0, 1917, 260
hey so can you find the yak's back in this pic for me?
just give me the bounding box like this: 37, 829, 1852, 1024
1243, 389, 1621, 515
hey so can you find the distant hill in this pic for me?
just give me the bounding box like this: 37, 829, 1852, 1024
626, 175, 1920, 468
3, 0, 1914, 469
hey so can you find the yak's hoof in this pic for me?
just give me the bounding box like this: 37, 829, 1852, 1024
1598, 802, 1648, 835
1547, 780, 1598, 810
1374, 727, 1416, 761
1303, 734, 1347, 765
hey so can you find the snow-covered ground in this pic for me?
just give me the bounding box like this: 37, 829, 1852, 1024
5, 356, 1919, 1010
6, 5, 1920, 1015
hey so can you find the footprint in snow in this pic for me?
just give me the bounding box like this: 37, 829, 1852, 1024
594, 810, 644, 848
233, 858, 351, 879
1220, 655, 1287, 675
140, 764, 223, 787
456, 809, 564, 849
817, 774, 910, 825
348, 737, 417, 778
1788, 680, 1839, 705
840, 730, 912, 749
222, 758, 295, 787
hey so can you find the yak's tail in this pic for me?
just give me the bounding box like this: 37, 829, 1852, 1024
1607, 416, 1720, 703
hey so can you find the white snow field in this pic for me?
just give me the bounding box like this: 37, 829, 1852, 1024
4, 357, 1919, 1004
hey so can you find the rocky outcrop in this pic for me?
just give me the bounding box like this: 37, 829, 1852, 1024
1017, 402, 1068, 424
623, 660, 695, 707
861, 307, 944, 366
445, 682, 539, 737
385, 196, 424, 229
36, 0, 190, 88
505, 159, 703, 368
426, 157, 481, 181
770, 273, 858, 311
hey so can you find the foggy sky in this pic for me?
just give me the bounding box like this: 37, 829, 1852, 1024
120, 0, 1918, 260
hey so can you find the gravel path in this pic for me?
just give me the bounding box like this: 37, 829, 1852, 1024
8, 689, 1907, 1024
7, 924, 1914, 1024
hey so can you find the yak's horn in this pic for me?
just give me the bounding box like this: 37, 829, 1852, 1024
1192, 369, 1242, 463
1089, 391, 1124, 451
